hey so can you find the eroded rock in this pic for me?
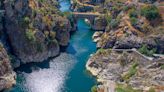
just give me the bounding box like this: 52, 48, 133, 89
0, 44, 16, 91
86, 49, 164, 91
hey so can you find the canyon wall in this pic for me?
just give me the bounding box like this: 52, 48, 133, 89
3, 0, 71, 63
0, 44, 16, 91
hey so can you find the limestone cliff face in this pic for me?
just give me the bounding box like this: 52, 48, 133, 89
93, 13, 164, 53
0, 44, 16, 91
3, 0, 71, 63
86, 49, 164, 92
55, 17, 71, 46
92, 17, 107, 31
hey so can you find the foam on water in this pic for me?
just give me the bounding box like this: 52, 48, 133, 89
16, 53, 77, 92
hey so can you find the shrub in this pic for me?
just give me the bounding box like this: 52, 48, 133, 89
49, 31, 56, 40
61, 12, 73, 18
24, 16, 30, 24
110, 19, 119, 29
130, 17, 138, 26
138, 44, 156, 56
25, 30, 36, 42
97, 48, 105, 54
141, 5, 159, 21
122, 62, 138, 80
91, 85, 97, 92
123, 6, 129, 11
36, 42, 43, 52
148, 87, 155, 92
105, 14, 112, 25
116, 84, 140, 92
160, 65, 164, 69
129, 8, 138, 18
38, 0, 45, 3
20, 16, 30, 28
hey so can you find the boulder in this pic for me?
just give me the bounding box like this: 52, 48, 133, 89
92, 31, 103, 42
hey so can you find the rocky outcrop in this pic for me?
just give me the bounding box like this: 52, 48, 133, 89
55, 17, 71, 46
86, 49, 164, 92
92, 17, 107, 31
71, 0, 94, 12
96, 30, 164, 53
3, 0, 71, 63
0, 44, 16, 91
93, 13, 164, 53
92, 31, 103, 42
88, 0, 163, 91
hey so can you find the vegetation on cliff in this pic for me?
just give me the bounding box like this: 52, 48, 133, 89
0, 0, 71, 90
0, 43, 16, 91
85, 0, 164, 91
1, 0, 71, 63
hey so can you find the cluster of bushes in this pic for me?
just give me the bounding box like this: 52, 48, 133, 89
91, 85, 97, 92
116, 84, 156, 92
138, 44, 156, 57
128, 8, 138, 26
19, 16, 31, 28
105, 14, 120, 29
38, 0, 45, 3
104, 0, 127, 17
128, 5, 160, 28
25, 29, 36, 42
115, 84, 141, 92
141, 5, 160, 21
122, 62, 138, 80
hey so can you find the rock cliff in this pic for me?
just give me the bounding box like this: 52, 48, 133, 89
86, 0, 164, 91
2, 0, 71, 63
0, 44, 16, 91
86, 49, 164, 92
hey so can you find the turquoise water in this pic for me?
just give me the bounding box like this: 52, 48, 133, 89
6, 0, 97, 92
59, 0, 71, 12
64, 19, 97, 92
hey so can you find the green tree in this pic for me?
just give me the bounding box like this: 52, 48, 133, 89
138, 44, 156, 56
105, 14, 112, 25
25, 29, 36, 42
141, 5, 159, 21
91, 85, 97, 92
130, 17, 138, 26
129, 8, 138, 18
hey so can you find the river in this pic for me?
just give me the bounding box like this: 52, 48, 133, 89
6, 0, 96, 92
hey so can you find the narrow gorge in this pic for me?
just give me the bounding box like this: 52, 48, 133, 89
0, 0, 164, 92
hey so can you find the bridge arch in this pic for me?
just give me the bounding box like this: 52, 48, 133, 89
72, 12, 102, 29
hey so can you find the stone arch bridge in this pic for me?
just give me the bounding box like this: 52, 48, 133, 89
72, 12, 103, 28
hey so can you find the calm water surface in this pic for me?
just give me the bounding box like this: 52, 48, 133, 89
7, 0, 96, 92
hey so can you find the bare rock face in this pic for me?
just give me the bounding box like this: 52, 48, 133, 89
95, 16, 164, 53
86, 49, 164, 91
3, 0, 71, 63
92, 17, 107, 31
0, 44, 16, 91
55, 17, 71, 46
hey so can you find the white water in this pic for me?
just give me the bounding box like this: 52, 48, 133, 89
17, 53, 77, 92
